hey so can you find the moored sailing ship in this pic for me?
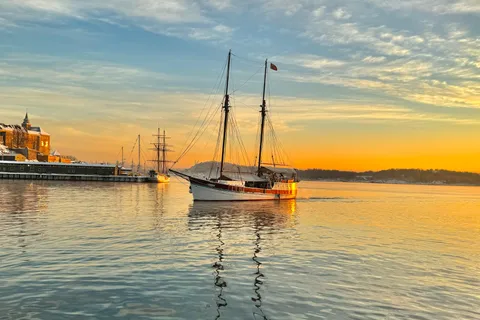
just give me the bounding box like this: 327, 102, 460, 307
171, 50, 299, 201
148, 128, 171, 183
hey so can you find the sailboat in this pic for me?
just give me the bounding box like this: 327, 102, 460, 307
148, 128, 171, 183
171, 50, 299, 201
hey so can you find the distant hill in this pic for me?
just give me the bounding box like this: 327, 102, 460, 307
298, 168, 480, 186
186, 161, 255, 175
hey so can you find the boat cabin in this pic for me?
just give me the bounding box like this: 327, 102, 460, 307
259, 166, 299, 183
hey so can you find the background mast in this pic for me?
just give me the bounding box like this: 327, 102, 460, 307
137, 134, 141, 173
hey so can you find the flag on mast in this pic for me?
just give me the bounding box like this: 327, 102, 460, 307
270, 63, 278, 71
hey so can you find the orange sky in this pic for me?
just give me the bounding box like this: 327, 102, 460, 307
8, 109, 477, 173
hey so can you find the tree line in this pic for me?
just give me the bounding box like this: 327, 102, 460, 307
298, 169, 480, 185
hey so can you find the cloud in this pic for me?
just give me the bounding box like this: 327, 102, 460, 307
205, 0, 232, 10
367, 0, 480, 14
362, 56, 387, 63
1, 1, 479, 120
0, 17, 18, 29
303, 21, 413, 57
0, 0, 208, 24
0, 54, 169, 90
275, 54, 346, 69
262, 0, 304, 16
0, 0, 237, 43
312, 7, 326, 17
332, 7, 352, 20
277, 44, 479, 108
188, 24, 233, 40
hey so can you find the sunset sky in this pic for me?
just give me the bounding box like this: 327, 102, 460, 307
0, 0, 479, 171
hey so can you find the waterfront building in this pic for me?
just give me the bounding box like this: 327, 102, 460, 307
0, 113, 51, 161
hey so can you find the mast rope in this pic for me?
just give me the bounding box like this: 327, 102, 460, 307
208, 111, 224, 179
231, 53, 263, 65
231, 64, 263, 95
139, 137, 152, 170
252, 112, 261, 167
172, 56, 228, 167
127, 137, 138, 165
176, 104, 221, 165
230, 97, 253, 169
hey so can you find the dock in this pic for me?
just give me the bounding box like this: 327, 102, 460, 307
0, 172, 151, 183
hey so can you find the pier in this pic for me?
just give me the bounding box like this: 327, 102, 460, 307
0, 172, 150, 183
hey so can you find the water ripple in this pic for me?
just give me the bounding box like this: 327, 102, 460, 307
0, 180, 479, 319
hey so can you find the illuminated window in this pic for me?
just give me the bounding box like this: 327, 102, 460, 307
41, 141, 44, 146
45, 141, 49, 147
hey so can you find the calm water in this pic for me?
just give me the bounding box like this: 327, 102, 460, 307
0, 180, 479, 320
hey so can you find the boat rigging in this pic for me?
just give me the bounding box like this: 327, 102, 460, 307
171, 50, 299, 201
148, 127, 172, 183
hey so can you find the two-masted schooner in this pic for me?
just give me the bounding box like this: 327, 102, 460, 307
171, 50, 299, 200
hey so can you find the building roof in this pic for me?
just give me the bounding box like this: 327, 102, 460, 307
0, 123, 49, 135
0, 123, 17, 131
30, 126, 50, 135
260, 165, 297, 176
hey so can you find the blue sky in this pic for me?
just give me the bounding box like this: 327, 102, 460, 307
0, 0, 479, 170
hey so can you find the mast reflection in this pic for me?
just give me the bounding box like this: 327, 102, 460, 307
213, 217, 227, 320
150, 183, 168, 231
252, 223, 267, 319
187, 200, 297, 319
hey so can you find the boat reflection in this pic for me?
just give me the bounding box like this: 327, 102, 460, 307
149, 183, 169, 231
0, 181, 49, 214
187, 200, 297, 319
187, 200, 297, 230
0, 181, 49, 252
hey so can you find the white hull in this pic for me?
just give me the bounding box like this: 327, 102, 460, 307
190, 181, 297, 201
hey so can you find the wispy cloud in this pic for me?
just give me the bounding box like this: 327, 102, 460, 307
0, 0, 236, 42
367, 0, 480, 14
0, 0, 208, 23
0, 54, 170, 91
205, 0, 232, 11
362, 56, 387, 63
275, 54, 346, 69
0, 17, 17, 29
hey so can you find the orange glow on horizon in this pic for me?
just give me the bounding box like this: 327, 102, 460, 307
3, 111, 480, 174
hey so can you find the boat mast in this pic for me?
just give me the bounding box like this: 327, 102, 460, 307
157, 127, 161, 173
149, 128, 167, 173
162, 129, 167, 174
219, 50, 232, 178
257, 59, 268, 176
121, 146, 124, 167
137, 134, 141, 173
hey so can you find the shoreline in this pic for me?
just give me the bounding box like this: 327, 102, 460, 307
300, 178, 480, 187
